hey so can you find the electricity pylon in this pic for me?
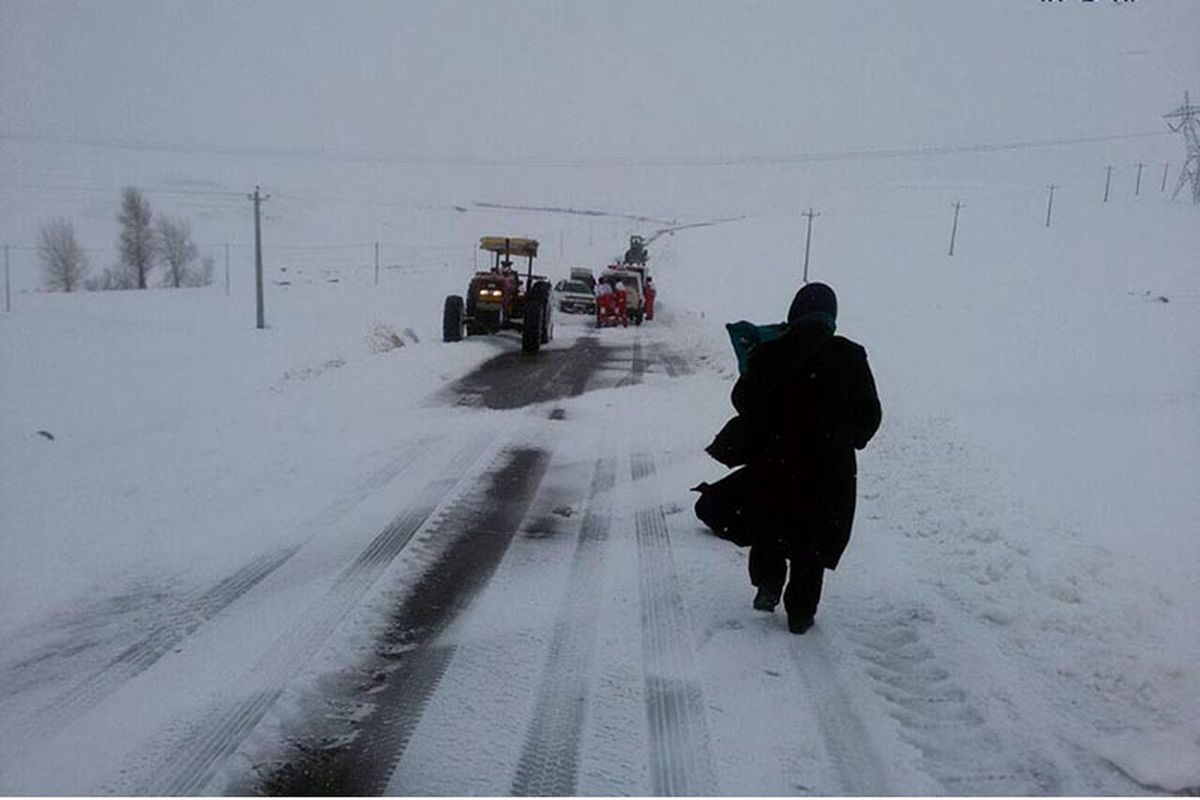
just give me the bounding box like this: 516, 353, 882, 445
1165, 92, 1200, 204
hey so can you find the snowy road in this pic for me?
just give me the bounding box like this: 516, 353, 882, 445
214, 318, 1141, 796
0, 302, 1191, 795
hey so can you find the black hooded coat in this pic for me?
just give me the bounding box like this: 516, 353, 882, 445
730, 321, 881, 569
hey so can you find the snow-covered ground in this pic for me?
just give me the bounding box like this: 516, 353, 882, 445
1, 154, 1197, 794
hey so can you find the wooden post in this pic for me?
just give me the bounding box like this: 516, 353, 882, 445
802, 208, 820, 282
248, 186, 269, 329
949, 201, 963, 256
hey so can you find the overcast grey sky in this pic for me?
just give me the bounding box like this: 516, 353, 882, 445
3, 0, 1195, 161
0, 0, 1195, 269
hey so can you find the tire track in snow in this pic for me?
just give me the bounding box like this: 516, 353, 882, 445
631, 452, 718, 796
14, 440, 437, 745
27, 546, 298, 739
789, 630, 891, 796
617, 340, 649, 388
255, 445, 553, 796
141, 433, 494, 796
445, 336, 608, 410
511, 456, 616, 796
651, 342, 693, 378
845, 608, 1065, 794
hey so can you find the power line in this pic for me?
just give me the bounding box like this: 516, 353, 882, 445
0, 181, 475, 215
4, 240, 473, 254
0, 181, 244, 199
472, 200, 676, 225
0, 128, 1172, 169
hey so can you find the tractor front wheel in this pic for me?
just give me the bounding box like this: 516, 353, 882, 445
522, 301, 543, 354
539, 293, 553, 343
443, 295, 465, 342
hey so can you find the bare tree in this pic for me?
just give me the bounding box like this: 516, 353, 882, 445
117, 187, 154, 289
37, 219, 89, 292
86, 264, 135, 291
156, 215, 200, 288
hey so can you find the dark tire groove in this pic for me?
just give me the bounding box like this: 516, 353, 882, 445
250, 446, 553, 796
616, 340, 648, 388
652, 343, 693, 378
142, 434, 495, 795
443, 336, 611, 409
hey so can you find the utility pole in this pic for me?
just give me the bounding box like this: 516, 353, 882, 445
1045, 184, 1057, 228
801, 208, 820, 283
948, 201, 964, 256
4, 245, 10, 313
1103, 165, 1113, 202
374, 241, 380, 286
1135, 162, 1145, 196
224, 243, 230, 296
559, 229, 564, 260
1161, 162, 1170, 193
248, 186, 269, 329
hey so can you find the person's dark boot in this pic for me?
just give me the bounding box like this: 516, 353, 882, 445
753, 586, 781, 612
787, 615, 815, 634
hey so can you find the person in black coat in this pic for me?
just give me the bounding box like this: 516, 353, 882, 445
730, 282, 881, 634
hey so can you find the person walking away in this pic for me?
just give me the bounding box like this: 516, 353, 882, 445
731, 282, 881, 634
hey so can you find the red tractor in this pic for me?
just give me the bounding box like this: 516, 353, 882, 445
442, 237, 554, 354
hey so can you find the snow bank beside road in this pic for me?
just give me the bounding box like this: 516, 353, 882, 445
665, 189, 1200, 793
0, 265, 483, 636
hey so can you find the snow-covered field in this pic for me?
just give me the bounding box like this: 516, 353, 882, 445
1, 144, 1197, 793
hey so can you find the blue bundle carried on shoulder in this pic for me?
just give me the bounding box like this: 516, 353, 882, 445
725, 320, 787, 374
